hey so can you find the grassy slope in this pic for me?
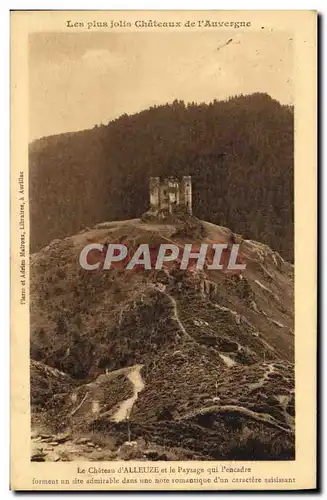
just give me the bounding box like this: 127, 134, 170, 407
30, 217, 294, 460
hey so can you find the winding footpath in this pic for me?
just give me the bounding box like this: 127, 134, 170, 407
112, 364, 145, 423
177, 403, 293, 434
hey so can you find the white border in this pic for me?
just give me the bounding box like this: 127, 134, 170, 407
3, 3, 322, 499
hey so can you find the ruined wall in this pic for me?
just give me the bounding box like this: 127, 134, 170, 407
149, 177, 160, 210
149, 176, 192, 216
159, 179, 169, 212
167, 177, 180, 213
181, 176, 192, 215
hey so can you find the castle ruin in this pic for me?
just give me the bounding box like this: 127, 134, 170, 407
149, 176, 192, 217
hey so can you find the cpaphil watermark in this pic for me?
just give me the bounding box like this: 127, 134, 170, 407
79, 243, 246, 272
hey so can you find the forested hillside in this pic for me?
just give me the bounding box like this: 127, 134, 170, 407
29, 93, 294, 260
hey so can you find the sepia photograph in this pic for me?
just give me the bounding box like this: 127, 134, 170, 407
29, 28, 295, 463
10, 10, 317, 491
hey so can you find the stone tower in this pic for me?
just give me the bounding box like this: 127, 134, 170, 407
149, 176, 192, 217
180, 175, 192, 216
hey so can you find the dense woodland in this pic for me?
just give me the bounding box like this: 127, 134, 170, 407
29, 93, 294, 261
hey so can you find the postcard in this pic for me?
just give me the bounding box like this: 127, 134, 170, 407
11, 10, 317, 490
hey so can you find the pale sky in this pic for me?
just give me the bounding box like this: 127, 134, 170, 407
29, 31, 293, 141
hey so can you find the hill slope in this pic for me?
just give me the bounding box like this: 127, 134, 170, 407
30, 216, 294, 461
29, 93, 294, 260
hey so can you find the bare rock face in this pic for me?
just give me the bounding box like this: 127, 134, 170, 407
30, 217, 294, 461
